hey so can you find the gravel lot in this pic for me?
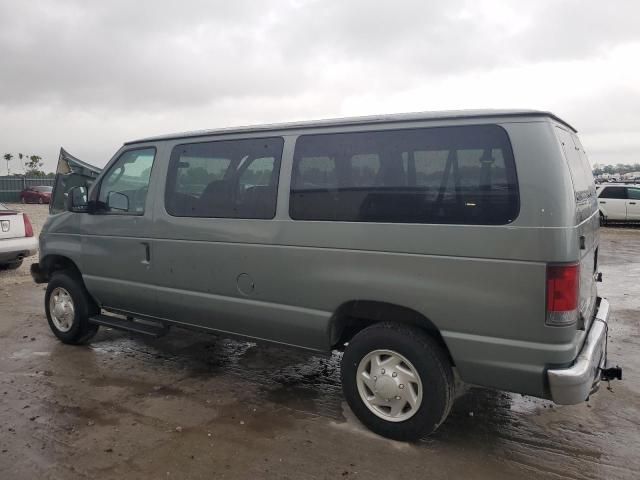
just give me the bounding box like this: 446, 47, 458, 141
0, 207, 638, 479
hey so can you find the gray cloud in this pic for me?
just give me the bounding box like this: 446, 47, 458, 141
0, 0, 639, 171
516, 0, 640, 62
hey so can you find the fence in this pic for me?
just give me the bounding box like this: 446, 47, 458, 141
0, 176, 56, 202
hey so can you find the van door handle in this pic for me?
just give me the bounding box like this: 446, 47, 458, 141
141, 242, 151, 264
600, 201, 606, 204
629, 202, 637, 205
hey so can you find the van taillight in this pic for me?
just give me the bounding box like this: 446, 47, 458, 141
23, 214, 34, 237
546, 264, 579, 326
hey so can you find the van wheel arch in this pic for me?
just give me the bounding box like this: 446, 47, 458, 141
40, 255, 81, 278
330, 300, 453, 364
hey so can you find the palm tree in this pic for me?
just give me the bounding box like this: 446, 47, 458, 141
25, 155, 44, 176
3, 153, 13, 175
18, 153, 24, 173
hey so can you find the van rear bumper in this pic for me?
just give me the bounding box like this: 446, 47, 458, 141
547, 298, 609, 405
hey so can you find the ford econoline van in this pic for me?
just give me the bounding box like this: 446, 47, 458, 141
32, 110, 620, 440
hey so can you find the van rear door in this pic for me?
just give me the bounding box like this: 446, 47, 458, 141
556, 127, 599, 329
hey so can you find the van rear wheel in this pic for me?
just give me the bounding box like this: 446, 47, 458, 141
341, 322, 454, 441
45, 271, 99, 345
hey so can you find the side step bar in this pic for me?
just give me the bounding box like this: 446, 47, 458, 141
89, 314, 169, 338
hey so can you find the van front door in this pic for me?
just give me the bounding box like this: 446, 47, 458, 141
80, 147, 160, 317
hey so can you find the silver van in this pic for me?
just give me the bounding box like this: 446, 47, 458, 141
32, 110, 620, 440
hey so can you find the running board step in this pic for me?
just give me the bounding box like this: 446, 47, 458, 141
89, 314, 168, 337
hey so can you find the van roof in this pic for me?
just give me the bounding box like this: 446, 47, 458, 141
125, 109, 577, 145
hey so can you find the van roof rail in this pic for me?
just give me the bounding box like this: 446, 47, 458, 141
125, 109, 577, 145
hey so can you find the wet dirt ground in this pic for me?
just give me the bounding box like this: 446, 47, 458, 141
1, 204, 638, 479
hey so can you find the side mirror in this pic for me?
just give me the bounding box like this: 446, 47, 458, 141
107, 191, 129, 212
65, 186, 89, 213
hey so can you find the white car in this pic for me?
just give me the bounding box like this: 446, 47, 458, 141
597, 184, 640, 222
0, 203, 38, 270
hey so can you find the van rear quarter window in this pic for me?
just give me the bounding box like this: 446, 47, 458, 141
290, 124, 519, 224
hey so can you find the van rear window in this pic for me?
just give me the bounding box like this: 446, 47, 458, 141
290, 125, 519, 224
556, 128, 596, 201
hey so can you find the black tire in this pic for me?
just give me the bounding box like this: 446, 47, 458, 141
45, 270, 99, 345
599, 211, 607, 226
341, 322, 454, 441
1, 259, 23, 270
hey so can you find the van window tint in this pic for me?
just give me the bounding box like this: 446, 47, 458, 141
599, 187, 627, 199
165, 137, 283, 219
297, 157, 337, 189
351, 154, 381, 187
239, 157, 276, 188
98, 148, 156, 214
290, 125, 519, 224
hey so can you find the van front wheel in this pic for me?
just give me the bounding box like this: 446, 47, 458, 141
45, 271, 99, 345
341, 323, 454, 441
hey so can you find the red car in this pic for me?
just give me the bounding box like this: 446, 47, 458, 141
20, 185, 53, 204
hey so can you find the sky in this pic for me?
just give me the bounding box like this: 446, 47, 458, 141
0, 0, 639, 174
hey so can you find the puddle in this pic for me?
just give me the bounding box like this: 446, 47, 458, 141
9, 349, 50, 360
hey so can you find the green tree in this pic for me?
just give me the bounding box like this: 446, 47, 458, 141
3, 153, 13, 175
25, 155, 45, 176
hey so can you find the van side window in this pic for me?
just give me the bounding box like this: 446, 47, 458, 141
599, 187, 627, 199
297, 157, 337, 189
165, 137, 283, 219
290, 125, 519, 224
351, 154, 381, 187
239, 157, 276, 189
97, 148, 156, 214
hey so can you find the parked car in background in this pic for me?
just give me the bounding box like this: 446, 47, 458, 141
32, 110, 620, 441
0, 203, 37, 270
597, 184, 640, 222
20, 185, 53, 204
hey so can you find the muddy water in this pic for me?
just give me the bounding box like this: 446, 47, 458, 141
0, 224, 638, 479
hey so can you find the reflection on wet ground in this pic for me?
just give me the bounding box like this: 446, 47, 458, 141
91, 330, 345, 420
